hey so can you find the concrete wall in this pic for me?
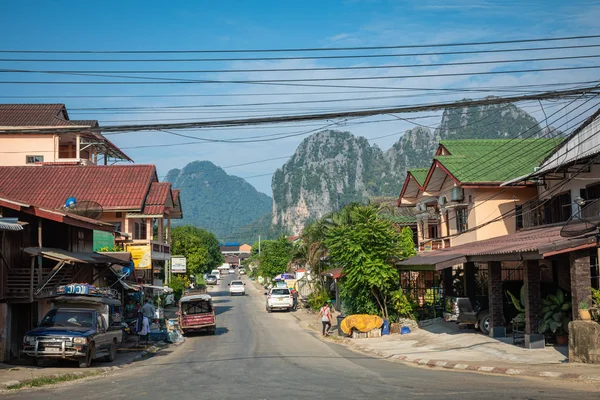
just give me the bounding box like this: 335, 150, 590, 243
0, 134, 57, 165
569, 320, 600, 364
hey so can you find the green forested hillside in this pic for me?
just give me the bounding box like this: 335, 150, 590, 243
165, 161, 272, 240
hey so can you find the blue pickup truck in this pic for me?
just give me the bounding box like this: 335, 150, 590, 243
22, 287, 123, 368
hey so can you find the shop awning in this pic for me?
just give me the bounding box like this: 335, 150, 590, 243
138, 284, 173, 293
396, 225, 597, 270
0, 218, 24, 231
24, 247, 131, 265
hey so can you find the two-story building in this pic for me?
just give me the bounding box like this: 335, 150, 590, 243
0, 104, 132, 166
399, 139, 562, 251
0, 164, 183, 287
398, 112, 600, 351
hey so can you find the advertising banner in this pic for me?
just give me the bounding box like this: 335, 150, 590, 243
171, 256, 187, 273
126, 244, 152, 270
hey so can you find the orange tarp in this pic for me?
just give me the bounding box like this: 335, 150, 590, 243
339, 314, 383, 335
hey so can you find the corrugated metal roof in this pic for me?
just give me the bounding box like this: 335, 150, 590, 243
397, 225, 596, 269
23, 247, 130, 265
534, 109, 600, 176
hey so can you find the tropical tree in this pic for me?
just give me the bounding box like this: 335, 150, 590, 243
324, 205, 411, 319
171, 226, 224, 276
254, 237, 294, 278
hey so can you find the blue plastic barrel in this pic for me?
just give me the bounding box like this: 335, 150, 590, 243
401, 326, 411, 335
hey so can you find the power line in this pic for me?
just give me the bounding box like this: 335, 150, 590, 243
4, 65, 600, 86
4, 84, 597, 135
2, 43, 600, 63
1, 80, 597, 99
4, 34, 600, 53
4, 53, 600, 75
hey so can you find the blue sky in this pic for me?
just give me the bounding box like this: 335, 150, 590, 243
1, 0, 600, 196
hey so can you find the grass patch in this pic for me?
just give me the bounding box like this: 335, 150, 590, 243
7, 371, 100, 390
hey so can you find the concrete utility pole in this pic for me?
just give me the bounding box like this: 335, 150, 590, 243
258, 235, 261, 255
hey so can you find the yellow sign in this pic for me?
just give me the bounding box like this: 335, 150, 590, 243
126, 244, 152, 270
423, 241, 433, 252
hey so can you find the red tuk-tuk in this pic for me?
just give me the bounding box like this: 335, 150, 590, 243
178, 294, 216, 335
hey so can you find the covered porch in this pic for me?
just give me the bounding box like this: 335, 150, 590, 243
397, 225, 597, 349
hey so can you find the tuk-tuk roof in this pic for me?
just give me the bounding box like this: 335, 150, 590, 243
180, 294, 212, 303
53, 295, 121, 306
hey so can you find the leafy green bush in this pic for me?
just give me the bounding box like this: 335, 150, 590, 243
168, 275, 191, 301
390, 289, 415, 320
539, 289, 571, 336
308, 288, 331, 311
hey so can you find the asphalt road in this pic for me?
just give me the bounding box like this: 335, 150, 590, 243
6, 274, 598, 400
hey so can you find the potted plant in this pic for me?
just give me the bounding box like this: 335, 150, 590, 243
538, 289, 571, 345
578, 301, 591, 321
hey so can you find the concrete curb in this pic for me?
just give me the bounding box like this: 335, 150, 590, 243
354, 346, 600, 382
0, 340, 183, 390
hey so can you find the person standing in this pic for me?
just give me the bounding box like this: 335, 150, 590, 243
140, 299, 155, 343
291, 288, 298, 311
320, 301, 332, 336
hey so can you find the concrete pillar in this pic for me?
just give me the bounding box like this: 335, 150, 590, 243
75, 134, 81, 160
464, 262, 477, 297
146, 219, 152, 241
524, 260, 544, 349
442, 268, 453, 297
569, 251, 592, 320
487, 261, 505, 337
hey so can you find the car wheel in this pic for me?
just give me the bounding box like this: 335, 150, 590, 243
79, 345, 94, 368
104, 340, 117, 362
30, 357, 41, 367
479, 312, 491, 335
210, 327, 216, 335
267, 307, 272, 313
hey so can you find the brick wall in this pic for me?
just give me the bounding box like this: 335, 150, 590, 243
487, 261, 503, 329
524, 260, 542, 335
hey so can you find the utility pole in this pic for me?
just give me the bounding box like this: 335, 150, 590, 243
258, 235, 261, 255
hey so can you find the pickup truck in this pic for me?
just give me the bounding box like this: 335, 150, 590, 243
22, 294, 123, 368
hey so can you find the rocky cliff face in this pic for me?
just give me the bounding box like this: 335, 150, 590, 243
271, 101, 558, 234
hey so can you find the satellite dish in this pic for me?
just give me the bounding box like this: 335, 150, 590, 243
560, 209, 598, 238
60, 200, 103, 220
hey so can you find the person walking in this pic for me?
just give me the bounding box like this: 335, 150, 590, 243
291, 288, 299, 311
140, 298, 155, 344
320, 301, 332, 336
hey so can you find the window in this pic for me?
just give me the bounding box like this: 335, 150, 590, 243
456, 208, 468, 233
543, 191, 572, 224
116, 212, 122, 218
26, 155, 43, 164
428, 224, 439, 239
134, 219, 147, 240
515, 205, 524, 230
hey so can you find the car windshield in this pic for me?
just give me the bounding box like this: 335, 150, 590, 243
271, 289, 290, 295
40, 309, 94, 328
207, 275, 216, 279
231, 281, 243, 286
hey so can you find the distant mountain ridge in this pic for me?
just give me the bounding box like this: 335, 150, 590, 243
165, 161, 272, 240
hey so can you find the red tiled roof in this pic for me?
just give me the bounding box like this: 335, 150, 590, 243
140, 182, 173, 215
0, 104, 71, 127
145, 182, 171, 205
397, 225, 597, 270
321, 267, 343, 279
0, 165, 157, 211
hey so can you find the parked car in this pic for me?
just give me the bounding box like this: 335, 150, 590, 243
239, 268, 246, 275
22, 287, 122, 368
205, 275, 218, 285
228, 280, 246, 296
443, 281, 558, 334
228, 268, 235, 274
210, 269, 221, 281
265, 288, 293, 312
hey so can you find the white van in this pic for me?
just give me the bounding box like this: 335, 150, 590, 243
210, 269, 221, 281
218, 263, 231, 275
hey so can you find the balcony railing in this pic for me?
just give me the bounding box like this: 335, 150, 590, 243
419, 238, 451, 252
126, 239, 170, 254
